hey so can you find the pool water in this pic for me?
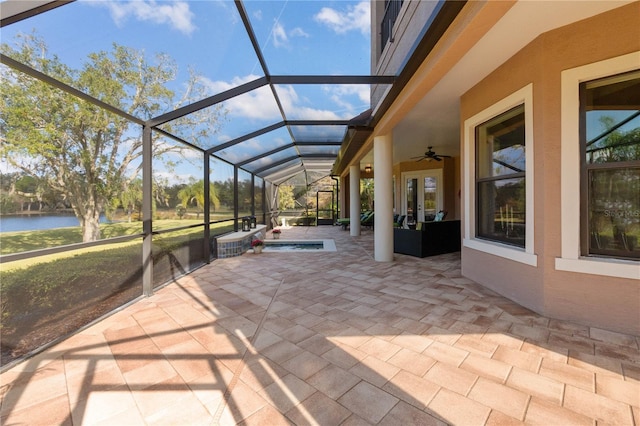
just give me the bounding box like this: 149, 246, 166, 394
263, 241, 324, 251
261, 239, 337, 252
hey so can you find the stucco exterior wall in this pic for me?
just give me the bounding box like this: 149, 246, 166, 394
460, 3, 640, 334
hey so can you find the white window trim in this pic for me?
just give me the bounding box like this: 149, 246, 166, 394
557, 52, 640, 280
463, 84, 537, 267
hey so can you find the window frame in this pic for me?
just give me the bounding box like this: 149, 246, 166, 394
475, 104, 527, 248
557, 52, 640, 279
463, 84, 537, 266
579, 71, 640, 260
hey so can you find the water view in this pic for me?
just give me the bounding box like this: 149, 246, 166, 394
0, 214, 110, 233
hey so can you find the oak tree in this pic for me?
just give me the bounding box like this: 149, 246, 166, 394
1, 33, 226, 241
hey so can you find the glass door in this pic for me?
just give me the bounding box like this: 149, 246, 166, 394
424, 176, 437, 220
402, 170, 443, 224
406, 178, 418, 226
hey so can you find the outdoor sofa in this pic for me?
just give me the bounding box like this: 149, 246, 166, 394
393, 219, 461, 257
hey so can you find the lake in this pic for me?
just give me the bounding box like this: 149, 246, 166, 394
0, 214, 111, 233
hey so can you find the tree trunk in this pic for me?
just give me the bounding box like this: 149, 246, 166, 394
80, 209, 102, 242
69, 185, 104, 242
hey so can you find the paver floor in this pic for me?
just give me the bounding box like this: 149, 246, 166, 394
1, 226, 639, 425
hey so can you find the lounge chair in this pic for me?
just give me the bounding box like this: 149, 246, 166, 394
336, 211, 373, 230
361, 211, 374, 229
336, 217, 349, 229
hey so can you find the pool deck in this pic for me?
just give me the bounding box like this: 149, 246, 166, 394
1, 225, 639, 425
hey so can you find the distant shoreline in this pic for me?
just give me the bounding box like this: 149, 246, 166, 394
0, 210, 75, 217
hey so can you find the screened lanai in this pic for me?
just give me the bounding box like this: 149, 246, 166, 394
1, 0, 395, 184
0, 0, 405, 367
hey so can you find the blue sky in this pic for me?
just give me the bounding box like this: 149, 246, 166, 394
4, 1, 371, 113
1, 0, 372, 184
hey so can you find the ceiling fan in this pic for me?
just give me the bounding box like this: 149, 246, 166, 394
411, 146, 451, 162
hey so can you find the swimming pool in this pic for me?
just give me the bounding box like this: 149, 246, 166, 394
262, 239, 337, 252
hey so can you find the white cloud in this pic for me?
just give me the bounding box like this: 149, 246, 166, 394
312, 84, 370, 119
314, 1, 370, 35
209, 0, 239, 25
200, 75, 346, 121
326, 84, 370, 105
99, 1, 196, 35
272, 21, 288, 48
290, 27, 310, 38
270, 21, 310, 49
216, 148, 241, 164
216, 133, 233, 144
217, 136, 289, 165
291, 106, 341, 120
274, 85, 341, 120
153, 171, 194, 185
200, 75, 281, 121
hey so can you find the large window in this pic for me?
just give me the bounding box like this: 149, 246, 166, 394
558, 52, 638, 279
476, 105, 526, 248
581, 71, 640, 260
463, 84, 535, 266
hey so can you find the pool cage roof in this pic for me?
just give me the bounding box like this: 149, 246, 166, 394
1, 0, 396, 187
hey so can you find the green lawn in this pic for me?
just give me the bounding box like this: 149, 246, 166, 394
0, 219, 236, 272
0, 217, 243, 364
0, 219, 232, 255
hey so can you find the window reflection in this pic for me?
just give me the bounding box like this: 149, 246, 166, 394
582, 70, 639, 259
476, 105, 526, 247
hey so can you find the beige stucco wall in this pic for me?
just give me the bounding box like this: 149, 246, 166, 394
460, 3, 640, 334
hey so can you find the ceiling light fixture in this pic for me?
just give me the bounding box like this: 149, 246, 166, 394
365, 164, 372, 173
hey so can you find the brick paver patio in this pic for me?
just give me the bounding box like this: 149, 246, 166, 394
1, 225, 639, 425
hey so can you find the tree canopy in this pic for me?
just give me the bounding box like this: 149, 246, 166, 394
277, 184, 296, 210
177, 179, 220, 219
0, 33, 226, 241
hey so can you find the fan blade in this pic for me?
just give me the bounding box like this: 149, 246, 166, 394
434, 156, 442, 161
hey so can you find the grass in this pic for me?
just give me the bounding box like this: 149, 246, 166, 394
0, 219, 231, 255
0, 220, 233, 364
0, 217, 239, 364
0, 222, 143, 255
0, 219, 236, 271
0, 242, 144, 365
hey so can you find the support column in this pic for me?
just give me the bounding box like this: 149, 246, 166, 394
374, 134, 394, 262
142, 125, 153, 296
233, 166, 239, 231
203, 154, 211, 263
349, 165, 361, 236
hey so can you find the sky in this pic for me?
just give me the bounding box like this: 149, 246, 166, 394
1, 0, 372, 184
